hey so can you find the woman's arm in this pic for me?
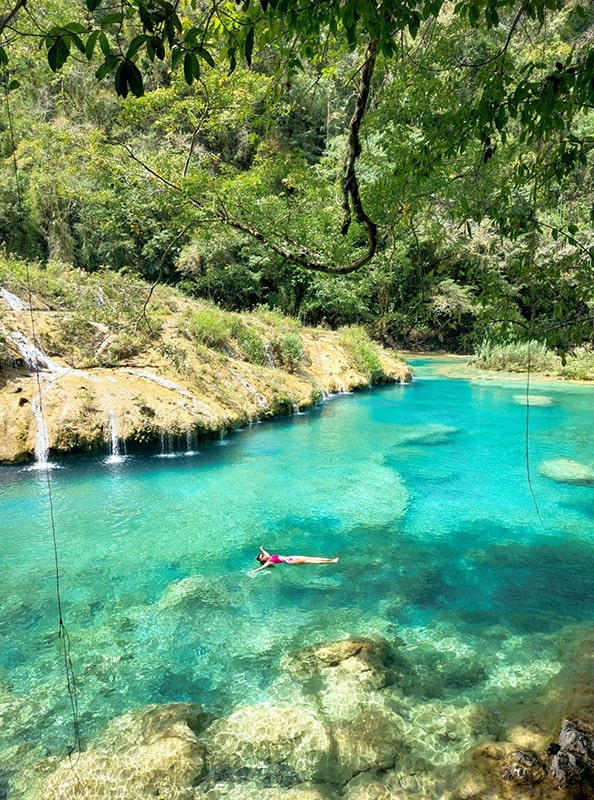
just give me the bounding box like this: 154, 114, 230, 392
247, 561, 273, 575
259, 546, 271, 558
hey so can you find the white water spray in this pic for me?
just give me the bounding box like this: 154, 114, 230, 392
0, 287, 28, 312
26, 395, 59, 470
105, 410, 126, 464
7, 331, 66, 373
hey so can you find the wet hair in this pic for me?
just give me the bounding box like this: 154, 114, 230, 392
256, 553, 267, 563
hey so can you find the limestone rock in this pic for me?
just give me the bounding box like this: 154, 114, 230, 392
198, 781, 340, 800
0, 294, 412, 464
39, 703, 207, 800
539, 458, 594, 486
157, 575, 231, 610
201, 704, 336, 783
498, 749, 546, 785
90, 701, 208, 748
549, 718, 594, 789
281, 636, 399, 691
512, 394, 554, 407
332, 705, 404, 776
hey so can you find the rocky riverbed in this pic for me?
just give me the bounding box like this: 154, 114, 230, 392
3, 630, 592, 800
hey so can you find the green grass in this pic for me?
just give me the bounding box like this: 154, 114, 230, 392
272, 332, 304, 373
338, 325, 385, 383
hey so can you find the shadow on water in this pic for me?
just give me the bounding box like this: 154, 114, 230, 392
384, 521, 594, 635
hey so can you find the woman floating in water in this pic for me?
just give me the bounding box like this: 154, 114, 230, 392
247, 546, 339, 575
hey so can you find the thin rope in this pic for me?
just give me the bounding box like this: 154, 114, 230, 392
3, 72, 81, 757
524, 341, 546, 530
523, 164, 546, 532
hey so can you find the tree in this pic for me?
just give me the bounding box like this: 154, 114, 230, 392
2, 1, 593, 271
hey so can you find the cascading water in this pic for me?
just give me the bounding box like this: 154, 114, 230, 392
7, 331, 65, 373
157, 430, 175, 458
0, 287, 28, 312
105, 410, 126, 464
185, 429, 198, 456
27, 395, 57, 470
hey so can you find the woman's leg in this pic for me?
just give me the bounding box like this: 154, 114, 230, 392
285, 556, 339, 564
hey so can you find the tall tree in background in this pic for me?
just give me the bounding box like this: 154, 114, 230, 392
1, 1, 592, 349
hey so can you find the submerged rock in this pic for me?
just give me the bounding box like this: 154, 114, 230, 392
157, 575, 231, 610
200, 703, 335, 783
390, 423, 458, 447
512, 394, 554, 407
197, 782, 340, 800
281, 636, 400, 691
539, 458, 594, 486
39, 703, 208, 800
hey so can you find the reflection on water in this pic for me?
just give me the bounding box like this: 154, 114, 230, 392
0, 358, 593, 795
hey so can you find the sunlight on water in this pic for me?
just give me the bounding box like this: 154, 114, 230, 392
1, 358, 593, 796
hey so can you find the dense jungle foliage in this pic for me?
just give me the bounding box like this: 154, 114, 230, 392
0, 0, 593, 358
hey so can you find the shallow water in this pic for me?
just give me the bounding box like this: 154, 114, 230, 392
1, 358, 593, 789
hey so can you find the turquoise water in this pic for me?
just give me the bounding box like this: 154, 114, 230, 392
1, 358, 594, 779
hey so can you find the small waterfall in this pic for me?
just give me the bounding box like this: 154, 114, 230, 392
27, 395, 58, 470
157, 430, 175, 458
105, 410, 126, 464
185, 429, 198, 456
7, 331, 65, 373
0, 287, 28, 312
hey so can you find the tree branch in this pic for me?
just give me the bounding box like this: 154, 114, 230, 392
0, 0, 27, 37
117, 41, 382, 277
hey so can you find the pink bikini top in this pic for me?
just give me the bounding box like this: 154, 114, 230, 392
269, 554, 283, 564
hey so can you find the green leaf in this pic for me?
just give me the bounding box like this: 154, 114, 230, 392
114, 61, 128, 98
95, 54, 120, 80
86, 0, 103, 10
138, 4, 154, 32
101, 12, 125, 27
85, 30, 100, 59
184, 51, 199, 84
65, 22, 87, 34
7, 79, 19, 91
245, 24, 254, 66
98, 31, 111, 56
0, 46, 8, 65
467, 3, 480, 25
68, 32, 86, 54
185, 27, 201, 46
197, 46, 215, 68
124, 60, 144, 96
47, 36, 70, 71
171, 44, 184, 69
126, 34, 150, 60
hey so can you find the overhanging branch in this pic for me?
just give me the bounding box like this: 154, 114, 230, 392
118, 44, 381, 275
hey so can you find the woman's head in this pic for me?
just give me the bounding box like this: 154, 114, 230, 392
256, 553, 267, 563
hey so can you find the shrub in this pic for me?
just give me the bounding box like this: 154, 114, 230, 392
255, 306, 302, 331
559, 350, 594, 381
473, 340, 560, 373
272, 332, 304, 373
181, 307, 232, 351
338, 325, 385, 383
229, 317, 267, 365
98, 331, 146, 366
